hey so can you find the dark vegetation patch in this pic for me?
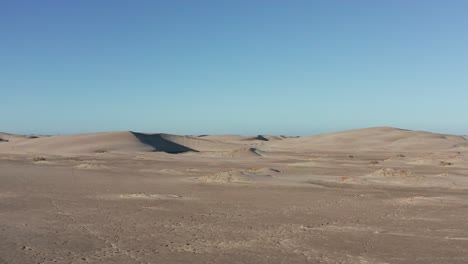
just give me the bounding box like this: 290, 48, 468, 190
33, 156, 47, 162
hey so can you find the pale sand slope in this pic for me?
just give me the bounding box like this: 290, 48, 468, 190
1, 127, 468, 263
264, 126, 468, 152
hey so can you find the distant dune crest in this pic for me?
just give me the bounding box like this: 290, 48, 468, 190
0, 127, 466, 155
263, 127, 467, 152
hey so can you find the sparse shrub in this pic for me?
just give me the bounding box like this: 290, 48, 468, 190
439, 161, 453, 166
348, 155, 355, 159
396, 154, 406, 158
33, 156, 46, 162
370, 160, 379, 165
94, 149, 108, 153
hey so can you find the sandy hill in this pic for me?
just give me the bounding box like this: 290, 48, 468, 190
263, 127, 468, 152
1, 127, 466, 155
0, 132, 151, 154
0, 131, 242, 155
0, 132, 33, 142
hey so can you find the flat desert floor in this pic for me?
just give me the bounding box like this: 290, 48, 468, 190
1, 127, 468, 263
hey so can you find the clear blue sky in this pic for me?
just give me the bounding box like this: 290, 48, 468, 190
1, 0, 467, 135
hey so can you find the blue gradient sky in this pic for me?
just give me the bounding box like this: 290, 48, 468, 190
1, 1, 467, 135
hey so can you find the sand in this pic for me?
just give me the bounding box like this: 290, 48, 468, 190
0, 127, 468, 263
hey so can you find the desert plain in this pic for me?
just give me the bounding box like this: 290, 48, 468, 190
1, 127, 468, 264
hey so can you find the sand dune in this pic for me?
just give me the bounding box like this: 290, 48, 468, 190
0, 131, 243, 154
1, 127, 467, 155
0, 132, 150, 154
0, 132, 32, 142
0, 130, 279, 155
264, 127, 468, 152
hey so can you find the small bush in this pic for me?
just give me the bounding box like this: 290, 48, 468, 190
439, 161, 453, 166
33, 156, 46, 162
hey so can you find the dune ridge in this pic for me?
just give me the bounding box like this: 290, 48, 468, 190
263, 127, 467, 152
0, 127, 466, 155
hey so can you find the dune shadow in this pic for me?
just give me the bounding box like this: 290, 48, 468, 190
130, 132, 198, 154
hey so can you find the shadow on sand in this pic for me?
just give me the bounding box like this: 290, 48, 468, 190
130, 132, 198, 154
